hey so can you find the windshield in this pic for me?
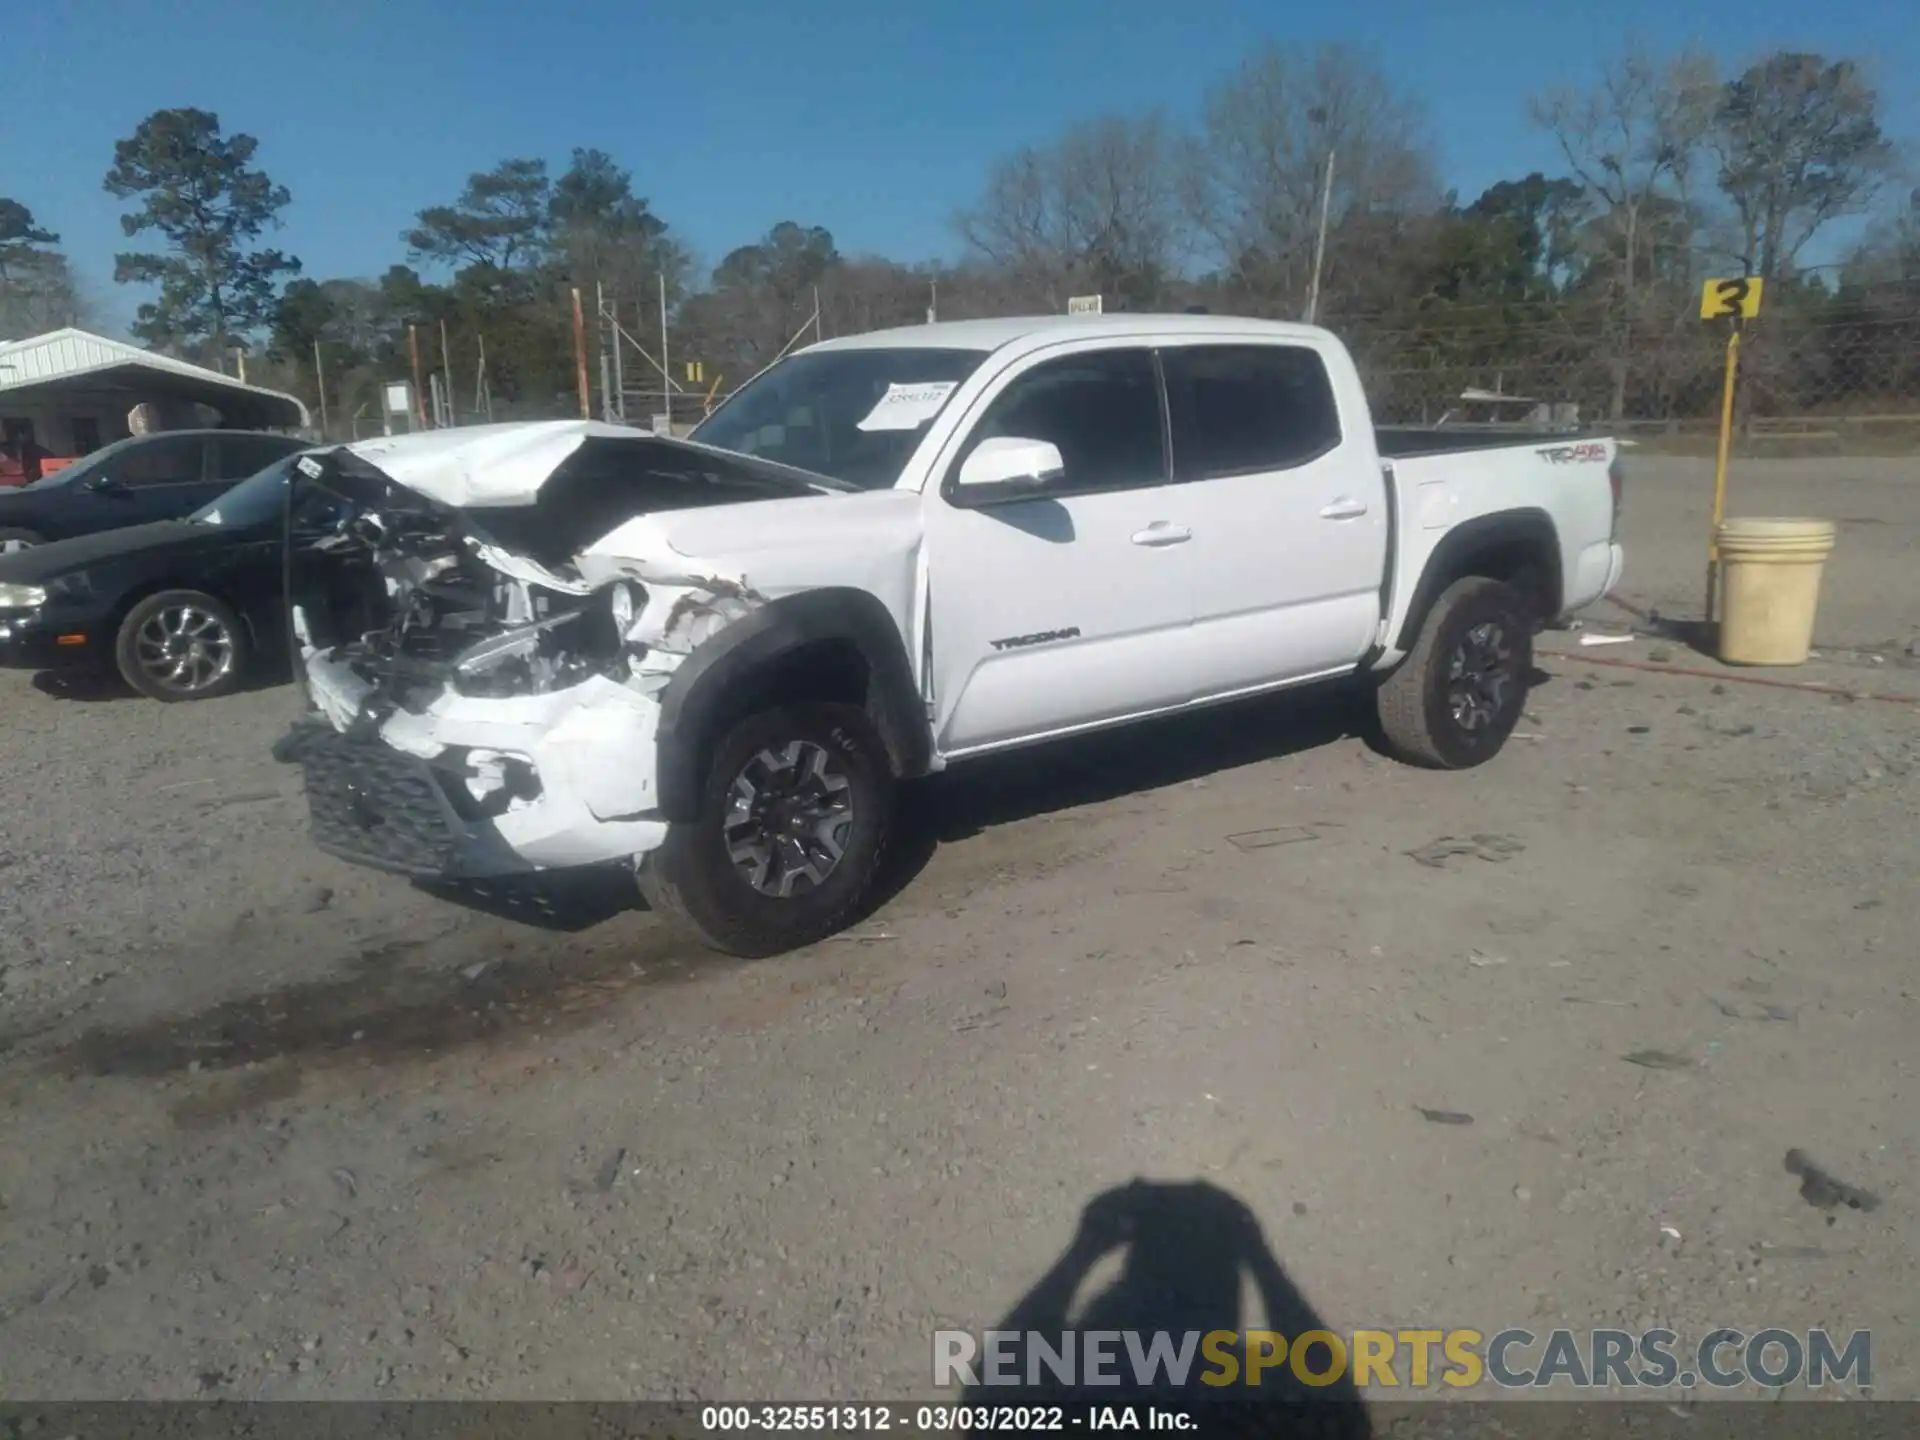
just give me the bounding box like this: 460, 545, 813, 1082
191, 454, 302, 527
690, 346, 988, 490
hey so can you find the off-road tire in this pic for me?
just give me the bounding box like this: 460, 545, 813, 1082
638, 701, 895, 958
113, 589, 250, 703
1374, 576, 1531, 769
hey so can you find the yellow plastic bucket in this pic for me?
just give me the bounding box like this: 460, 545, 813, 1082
1714, 517, 1837, 666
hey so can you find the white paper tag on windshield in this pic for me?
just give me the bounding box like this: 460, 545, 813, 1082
855, 381, 958, 432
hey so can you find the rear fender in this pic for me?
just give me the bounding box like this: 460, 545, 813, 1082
1394, 508, 1562, 651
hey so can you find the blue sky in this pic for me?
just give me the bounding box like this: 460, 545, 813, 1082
5, 0, 1915, 333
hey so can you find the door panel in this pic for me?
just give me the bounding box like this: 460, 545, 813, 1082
1159, 343, 1388, 696
925, 347, 1197, 754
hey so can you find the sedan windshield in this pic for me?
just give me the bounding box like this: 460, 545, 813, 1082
191, 454, 302, 527
690, 347, 988, 490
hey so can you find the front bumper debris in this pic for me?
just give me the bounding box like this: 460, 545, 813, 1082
273, 436, 795, 882
285, 722, 534, 878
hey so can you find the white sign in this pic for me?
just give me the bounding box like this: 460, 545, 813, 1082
383, 382, 412, 414
856, 381, 959, 432
651, 414, 673, 435
1067, 294, 1103, 315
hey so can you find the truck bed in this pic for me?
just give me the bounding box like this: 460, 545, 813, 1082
1374, 426, 1603, 460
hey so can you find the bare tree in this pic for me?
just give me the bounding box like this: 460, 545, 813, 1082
0, 251, 87, 339
0, 198, 87, 339
957, 111, 1187, 311
1708, 52, 1899, 283
1530, 42, 1718, 416
819, 258, 934, 338
1188, 42, 1438, 317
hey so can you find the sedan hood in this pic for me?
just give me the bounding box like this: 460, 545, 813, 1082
0, 519, 232, 583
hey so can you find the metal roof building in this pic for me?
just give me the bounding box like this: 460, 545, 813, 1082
0, 329, 309, 456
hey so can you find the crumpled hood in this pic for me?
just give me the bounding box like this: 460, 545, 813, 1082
328, 418, 832, 510
309, 418, 921, 609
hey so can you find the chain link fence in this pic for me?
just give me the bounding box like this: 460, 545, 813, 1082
1339, 304, 1920, 455
330, 280, 1920, 456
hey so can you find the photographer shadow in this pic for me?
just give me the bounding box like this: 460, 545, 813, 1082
961, 1180, 1370, 1437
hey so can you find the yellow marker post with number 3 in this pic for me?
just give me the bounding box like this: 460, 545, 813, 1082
1700, 277, 1764, 321
1701, 277, 1764, 620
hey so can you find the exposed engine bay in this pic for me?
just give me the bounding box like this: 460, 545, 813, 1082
276, 429, 806, 876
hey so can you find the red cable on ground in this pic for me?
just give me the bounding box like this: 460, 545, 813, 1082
1584, 592, 1918, 705
1537, 649, 1920, 707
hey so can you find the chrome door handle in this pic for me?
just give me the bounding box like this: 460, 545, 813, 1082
1319, 497, 1369, 520
1131, 523, 1192, 546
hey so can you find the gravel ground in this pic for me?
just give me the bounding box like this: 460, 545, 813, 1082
0, 456, 1914, 1405
1616, 451, 1920, 655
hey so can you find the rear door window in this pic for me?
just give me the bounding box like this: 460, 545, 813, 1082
216, 433, 301, 479
114, 435, 208, 487
1161, 345, 1342, 481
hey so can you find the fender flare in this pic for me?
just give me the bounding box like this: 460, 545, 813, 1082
653, 586, 931, 823
1394, 507, 1563, 652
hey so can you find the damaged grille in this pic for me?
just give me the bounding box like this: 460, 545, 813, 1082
301, 732, 467, 876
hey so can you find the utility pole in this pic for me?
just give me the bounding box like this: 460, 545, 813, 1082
476, 334, 494, 423
1305, 148, 1336, 326
439, 320, 456, 426
312, 340, 329, 438
609, 289, 626, 422
659, 272, 671, 434
596, 283, 613, 421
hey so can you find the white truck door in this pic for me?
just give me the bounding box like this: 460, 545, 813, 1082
1157, 341, 1389, 697
922, 346, 1197, 756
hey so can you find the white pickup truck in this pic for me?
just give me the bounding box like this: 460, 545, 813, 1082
274, 313, 1624, 955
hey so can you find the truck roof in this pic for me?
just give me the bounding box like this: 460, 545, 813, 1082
806, 312, 1332, 357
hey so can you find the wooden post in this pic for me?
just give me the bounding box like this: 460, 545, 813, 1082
408, 325, 428, 429
571, 288, 592, 420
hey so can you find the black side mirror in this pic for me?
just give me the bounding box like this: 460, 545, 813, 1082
85, 472, 127, 494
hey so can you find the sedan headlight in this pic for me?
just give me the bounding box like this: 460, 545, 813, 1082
0, 582, 47, 608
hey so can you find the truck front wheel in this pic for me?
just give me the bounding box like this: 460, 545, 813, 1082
637, 701, 895, 957
1374, 576, 1531, 769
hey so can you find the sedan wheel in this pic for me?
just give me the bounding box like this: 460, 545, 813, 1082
135, 603, 235, 694
114, 589, 251, 703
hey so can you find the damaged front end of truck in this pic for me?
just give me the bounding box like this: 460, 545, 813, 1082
270, 427, 821, 880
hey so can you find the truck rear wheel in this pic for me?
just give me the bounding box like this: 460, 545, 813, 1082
637, 701, 894, 958
1374, 576, 1531, 769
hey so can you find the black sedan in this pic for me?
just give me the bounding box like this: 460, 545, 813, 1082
0, 453, 320, 702
0, 429, 307, 550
